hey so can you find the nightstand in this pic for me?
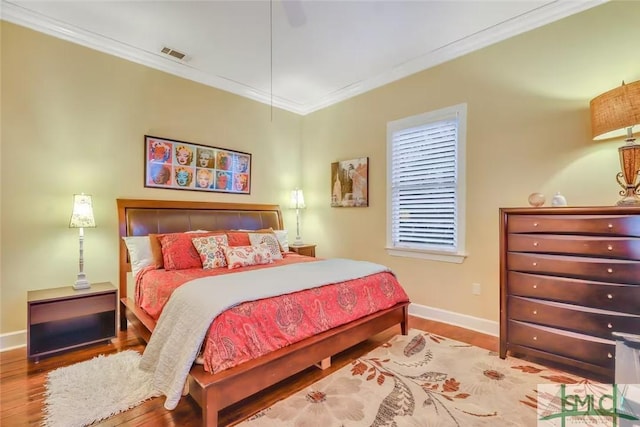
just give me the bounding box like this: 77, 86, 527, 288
289, 244, 316, 257
27, 282, 117, 362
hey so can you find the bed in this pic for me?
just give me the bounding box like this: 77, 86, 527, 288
117, 198, 410, 426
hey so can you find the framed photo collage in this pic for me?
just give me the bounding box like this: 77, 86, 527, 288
144, 135, 251, 194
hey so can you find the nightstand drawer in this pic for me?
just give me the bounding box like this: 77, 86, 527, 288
30, 293, 116, 324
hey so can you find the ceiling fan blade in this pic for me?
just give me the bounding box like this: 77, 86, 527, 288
281, 0, 306, 27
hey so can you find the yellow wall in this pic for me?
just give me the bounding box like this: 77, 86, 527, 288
1, 1, 639, 336
300, 1, 640, 322
0, 22, 303, 334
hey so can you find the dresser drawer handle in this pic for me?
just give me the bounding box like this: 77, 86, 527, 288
533, 336, 537, 341
608, 223, 613, 229
533, 262, 538, 266
533, 310, 537, 315
607, 268, 613, 274
607, 353, 613, 359
607, 245, 613, 251
607, 323, 613, 329
607, 294, 613, 299
533, 284, 538, 289
533, 242, 539, 247
533, 222, 539, 227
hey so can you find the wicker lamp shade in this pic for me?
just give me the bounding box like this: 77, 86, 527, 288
590, 80, 640, 206
590, 80, 640, 140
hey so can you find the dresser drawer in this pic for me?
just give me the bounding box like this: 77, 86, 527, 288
507, 234, 640, 260
507, 271, 640, 314
507, 214, 640, 237
508, 296, 640, 340
507, 252, 640, 285
508, 320, 615, 369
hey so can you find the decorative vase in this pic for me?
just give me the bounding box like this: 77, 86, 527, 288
528, 192, 545, 207
551, 192, 567, 207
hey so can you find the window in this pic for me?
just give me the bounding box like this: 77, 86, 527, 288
386, 103, 466, 263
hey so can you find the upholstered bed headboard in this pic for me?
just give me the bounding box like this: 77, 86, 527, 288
117, 199, 284, 302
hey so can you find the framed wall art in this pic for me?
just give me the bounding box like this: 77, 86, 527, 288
144, 135, 251, 194
331, 157, 368, 207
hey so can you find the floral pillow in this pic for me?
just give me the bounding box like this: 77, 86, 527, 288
191, 235, 229, 269
237, 228, 286, 253
223, 244, 274, 269
158, 232, 222, 270
248, 232, 283, 260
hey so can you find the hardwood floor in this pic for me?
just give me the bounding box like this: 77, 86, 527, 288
1, 316, 497, 426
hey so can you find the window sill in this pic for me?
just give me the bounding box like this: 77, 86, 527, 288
385, 247, 467, 264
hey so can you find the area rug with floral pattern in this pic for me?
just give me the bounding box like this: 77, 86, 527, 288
237, 329, 593, 426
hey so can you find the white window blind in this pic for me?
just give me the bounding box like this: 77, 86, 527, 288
387, 104, 466, 262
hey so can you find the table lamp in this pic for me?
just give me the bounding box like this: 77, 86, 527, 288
290, 188, 305, 246
590, 80, 640, 206
69, 194, 96, 289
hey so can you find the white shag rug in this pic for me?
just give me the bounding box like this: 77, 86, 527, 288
43, 350, 159, 427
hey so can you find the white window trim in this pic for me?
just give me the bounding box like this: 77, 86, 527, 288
386, 103, 467, 263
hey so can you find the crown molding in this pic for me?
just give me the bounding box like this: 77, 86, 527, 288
303, 0, 607, 114
1, 0, 606, 116
0, 1, 306, 114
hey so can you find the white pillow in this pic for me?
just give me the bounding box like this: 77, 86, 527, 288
122, 236, 154, 279
273, 229, 289, 252
248, 233, 283, 260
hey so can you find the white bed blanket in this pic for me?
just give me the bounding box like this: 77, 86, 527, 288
138, 258, 391, 409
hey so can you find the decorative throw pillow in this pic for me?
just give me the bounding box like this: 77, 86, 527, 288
150, 230, 210, 269
223, 244, 274, 269
248, 233, 283, 260
191, 235, 229, 269
158, 232, 221, 270
122, 236, 155, 279
225, 231, 252, 247
239, 228, 287, 253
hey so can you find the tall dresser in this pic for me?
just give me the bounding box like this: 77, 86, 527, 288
499, 206, 640, 380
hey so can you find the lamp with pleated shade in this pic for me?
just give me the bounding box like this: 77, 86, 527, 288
69, 194, 96, 289
290, 189, 305, 246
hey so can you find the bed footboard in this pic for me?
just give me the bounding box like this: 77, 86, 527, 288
189, 302, 409, 426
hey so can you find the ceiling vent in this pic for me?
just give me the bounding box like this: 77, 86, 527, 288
160, 47, 186, 61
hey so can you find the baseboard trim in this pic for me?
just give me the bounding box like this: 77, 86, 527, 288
1, 306, 497, 352
0, 330, 26, 352
409, 303, 499, 337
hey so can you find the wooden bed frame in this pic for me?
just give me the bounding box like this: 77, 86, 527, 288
117, 198, 409, 426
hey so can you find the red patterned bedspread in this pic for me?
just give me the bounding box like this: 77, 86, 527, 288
136, 253, 409, 373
